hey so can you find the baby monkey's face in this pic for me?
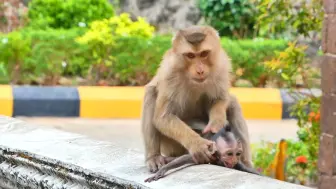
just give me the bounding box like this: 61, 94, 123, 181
215, 137, 243, 168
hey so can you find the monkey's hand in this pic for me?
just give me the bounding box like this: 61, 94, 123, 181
146, 155, 167, 173
202, 119, 226, 134
188, 138, 217, 164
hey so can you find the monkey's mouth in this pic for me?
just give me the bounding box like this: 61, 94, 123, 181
192, 78, 206, 83
223, 161, 234, 168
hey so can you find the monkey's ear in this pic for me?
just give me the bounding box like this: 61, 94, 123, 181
237, 138, 243, 145
171, 31, 178, 43
215, 30, 220, 38
171, 29, 184, 43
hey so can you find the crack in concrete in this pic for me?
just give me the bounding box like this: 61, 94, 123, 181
0, 146, 148, 189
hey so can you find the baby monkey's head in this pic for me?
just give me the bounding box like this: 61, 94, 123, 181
212, 126, 243, 168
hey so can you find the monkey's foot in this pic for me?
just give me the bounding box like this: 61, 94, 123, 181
146, 155, 167, 173
144, 170, 165, 183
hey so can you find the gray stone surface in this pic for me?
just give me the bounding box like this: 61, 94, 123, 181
118, 0, 202, 34
0, 116, 310, 189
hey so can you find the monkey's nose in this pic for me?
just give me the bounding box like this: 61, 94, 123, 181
197, 70, 204, 75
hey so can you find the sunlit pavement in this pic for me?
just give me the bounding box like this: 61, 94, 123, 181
16, 117, 299, 150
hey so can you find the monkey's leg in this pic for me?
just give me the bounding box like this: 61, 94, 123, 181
226, 94, 253, 168
141, 85, 165, 173
160, 135, 188, 157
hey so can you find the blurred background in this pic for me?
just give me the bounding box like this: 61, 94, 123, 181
0, 0, 323, 187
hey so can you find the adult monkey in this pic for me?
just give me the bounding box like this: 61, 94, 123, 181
141, 25, 252, 173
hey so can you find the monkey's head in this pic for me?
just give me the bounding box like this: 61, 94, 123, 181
171, 25, 222, 85
213, 127, 243, 168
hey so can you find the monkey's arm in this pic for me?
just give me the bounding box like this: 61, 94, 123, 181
144, 155, 195, 182
203, 98, 230, 134
141, 85, 159, 157
141, 83, 168, 173
234, 162, 261, 175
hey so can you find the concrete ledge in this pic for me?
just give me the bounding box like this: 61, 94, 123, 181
0, 116, 310, 189
0, 146, 141, 189
0, 85, 321, 120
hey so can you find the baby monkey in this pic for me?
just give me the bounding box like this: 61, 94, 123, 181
144, 124, 261, 183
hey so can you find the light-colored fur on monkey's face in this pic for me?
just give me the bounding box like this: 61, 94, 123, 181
170, 26, 226, 86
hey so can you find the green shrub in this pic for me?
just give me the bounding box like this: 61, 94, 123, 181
254, 0, 324, 39
76, 13, 155, 85
24, 28, 90, 85
0, 62, 8, 84
0, 31, 32, 84
0, 26, 288, 86
111, 36, 171, 85
198, 0, 257, 38
27, 0, 115, 29
0, 28, 89, 85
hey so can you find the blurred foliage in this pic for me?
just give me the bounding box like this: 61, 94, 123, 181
0, 28, 89, 85
0, 31, 31, 84
221, 38, 288, 87
198, 0, 257, 38
27, 0, 115, 29
111, 36, 171, 85
76, 13, 155, 84
0, 26, 288, 86
25, 28, 89, 85
254, 42, 321, 185
198, 0, 323, 39
254, 0, 324, 39
264, 41, 321, 88
252, 139, 313, 184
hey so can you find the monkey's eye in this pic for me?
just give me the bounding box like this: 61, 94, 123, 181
200, 50, 209, 58
185, 53, 195, 59
236, 152, 241, 156
227, 152, 233, 156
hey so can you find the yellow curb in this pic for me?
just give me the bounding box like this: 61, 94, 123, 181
78, 86, 144, 118
0, 85, 13, 116
230, 88, 282, 120
78, 86, 282, 120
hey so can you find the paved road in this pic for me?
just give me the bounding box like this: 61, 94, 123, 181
17, 117, 299, 149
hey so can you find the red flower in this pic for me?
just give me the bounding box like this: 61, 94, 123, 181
308, 111, 320, 122
295, 155, 308, 164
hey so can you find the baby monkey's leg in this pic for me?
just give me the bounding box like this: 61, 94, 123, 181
144, 155, 194, 183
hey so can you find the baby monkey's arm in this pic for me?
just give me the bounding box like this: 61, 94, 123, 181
234, 162, 261, 175
144, 155, 195, 183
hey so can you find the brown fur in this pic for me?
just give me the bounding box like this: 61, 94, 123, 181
141, 25, 252, 173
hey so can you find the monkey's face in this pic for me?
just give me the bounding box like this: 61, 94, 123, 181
171, 26, 222, 85
182, 50, 212, 84
215, 138, 243, 168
